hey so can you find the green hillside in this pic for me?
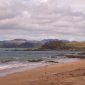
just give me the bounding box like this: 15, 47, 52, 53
37, 41, 85, 51
67, 42, 85, 48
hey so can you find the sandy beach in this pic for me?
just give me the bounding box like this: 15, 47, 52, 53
0, 60, 85, 85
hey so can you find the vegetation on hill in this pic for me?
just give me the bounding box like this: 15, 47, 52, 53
0, 39, 85, 51
38, 41, 70, 50
36, 41, 85, 51
67, 42, 85, 48
66, 42, 85, 51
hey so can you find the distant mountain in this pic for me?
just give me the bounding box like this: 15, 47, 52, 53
41, 39, 70, 44
38, 40, 70, 50
38, 39, 85, 51
0, 39, 42, 48
41, 39, 60, 44
0, 39, 85, 51
3, 39, 28, 45
60, 40, 70, 43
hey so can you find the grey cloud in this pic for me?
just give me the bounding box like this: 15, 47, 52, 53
0, 0, 85, 41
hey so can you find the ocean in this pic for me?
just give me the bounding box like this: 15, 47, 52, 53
0, 49, 80, 76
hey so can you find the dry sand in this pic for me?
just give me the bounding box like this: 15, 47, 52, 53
0, 60, 85, 85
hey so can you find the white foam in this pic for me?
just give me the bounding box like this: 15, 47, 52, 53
0, 59, 79, 77
0, 62, 47, 77
0, 63, 28, 70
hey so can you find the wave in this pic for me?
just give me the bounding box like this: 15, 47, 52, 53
0, 62, 47, 77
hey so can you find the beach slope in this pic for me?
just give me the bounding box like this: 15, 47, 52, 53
0, 60, 85, 85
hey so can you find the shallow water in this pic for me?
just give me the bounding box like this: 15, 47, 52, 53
0, 49, 80, 63
0, 62, 48, 77
0, 49, 80, 77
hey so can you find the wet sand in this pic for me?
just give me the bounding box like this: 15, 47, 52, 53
0, 60, 85, 85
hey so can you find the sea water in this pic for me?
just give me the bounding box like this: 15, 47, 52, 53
0, 49, 80, 76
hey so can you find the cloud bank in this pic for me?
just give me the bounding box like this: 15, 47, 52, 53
0, 0, 85, 41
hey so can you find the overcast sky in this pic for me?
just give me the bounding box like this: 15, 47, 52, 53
0, 0, 85, 41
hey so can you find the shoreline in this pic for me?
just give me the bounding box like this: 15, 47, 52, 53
0, 62, 48, 77
0, 58, 80, 77
0, 59, 85, 85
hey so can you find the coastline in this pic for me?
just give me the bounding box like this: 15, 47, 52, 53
0, 59, 85, 85
0, 58, 79, 77
0, 62, 48, 77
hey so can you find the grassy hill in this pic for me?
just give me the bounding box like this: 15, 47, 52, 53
67, 42, 85, 48
66, 42, 85, 51
37, 41, 70, 50
37, 41, 85, 51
